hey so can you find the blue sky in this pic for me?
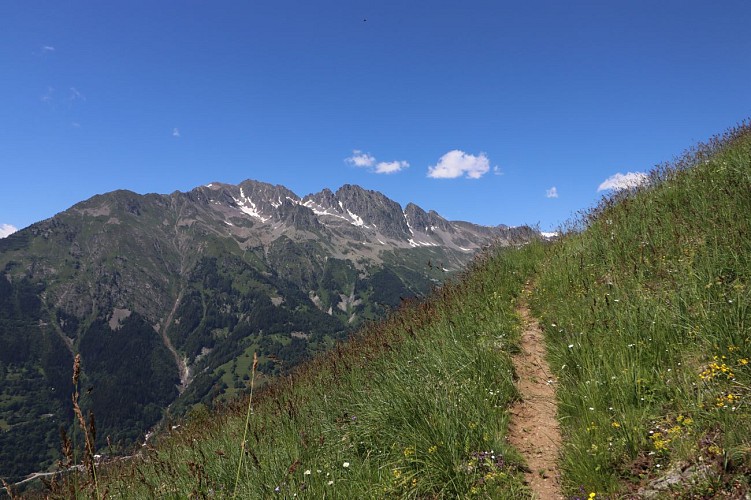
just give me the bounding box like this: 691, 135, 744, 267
2, 1, 750, 236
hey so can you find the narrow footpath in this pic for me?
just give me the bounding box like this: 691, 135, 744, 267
507, 285, 563, 499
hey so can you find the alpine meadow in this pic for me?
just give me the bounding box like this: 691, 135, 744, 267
2, 123, 746, 498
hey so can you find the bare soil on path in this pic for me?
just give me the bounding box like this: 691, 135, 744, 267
507, 286, 563, 499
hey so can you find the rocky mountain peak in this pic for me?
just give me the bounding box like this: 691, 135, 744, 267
404, 203, 451, 235
278, 199, 322, 231
332, 184, 411, 240
303, 188, 336, 208
174, 179, 528, 252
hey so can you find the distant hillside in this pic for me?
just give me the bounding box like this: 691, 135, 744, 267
0, 180, 534, 483
28, 122, 751, 499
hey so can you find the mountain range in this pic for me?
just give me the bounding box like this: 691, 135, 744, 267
0, 179, 536, 481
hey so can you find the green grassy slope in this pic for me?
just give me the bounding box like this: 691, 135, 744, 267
61, 245, 541, 499
532, 123, 751, 497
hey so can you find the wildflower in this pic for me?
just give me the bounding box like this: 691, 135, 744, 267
708, 444, 722, 456
343, 462, 350, 468
739, 358, 749, 366
589, 492, 597, 499
667, 426, 682, 436
403, 446, 415, 457
611, 421, 621, 428
327, 480, 334, 485
304, 470, 311, 475
699, 359, 735, 381
650, 432, 670, 451
428, 445, 438, 454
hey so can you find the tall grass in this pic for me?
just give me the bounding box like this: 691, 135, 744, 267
232, 351, 257, 498
532, 123, 751, 496
85, 243, 543, 498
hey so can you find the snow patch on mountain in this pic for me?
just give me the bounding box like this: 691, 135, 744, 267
0, 224, 18, 239
235, 188, 270, 222
346, 208, 367, 227
408, 238, 439, 248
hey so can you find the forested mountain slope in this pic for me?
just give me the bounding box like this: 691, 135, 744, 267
0, 180, 533, 483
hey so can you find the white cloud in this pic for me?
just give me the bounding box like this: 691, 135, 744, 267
493, 166, 503, 176
0, 224, 18, 239
597, 172, 648, 192
345, 150, 408, 174
427, 150, 492, 179
345, 150, 376, 168
41, 45, 55, 53
374, 160, 409, 174
172, 127, 181, 138
546, 186, 559, 198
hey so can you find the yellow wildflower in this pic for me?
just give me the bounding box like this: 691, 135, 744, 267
707, 444, 722, 456
650, 432, 670, 451
667, 426, 682, 436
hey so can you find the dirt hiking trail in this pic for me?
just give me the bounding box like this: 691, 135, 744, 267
507, 285, 563, 499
